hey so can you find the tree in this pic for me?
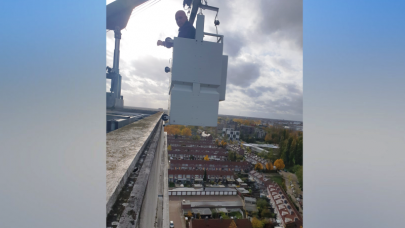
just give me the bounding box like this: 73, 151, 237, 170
228, 220, 237, 228
181, 128, 192, 136
251, 217, 264, 228
173, 128, 181, 136
256, 199, 268, 210
187, 211, 193, 219
167, 145, 172, 151
254, 163, 263, 171
261, 209, 271, 218
296, 165, 303, 188
264, 134, 272, 143
204, 155, 209, 161
215, 139, 219, 145
274, 159, 285, 170
203, 169, 207, 182
220, 212, 229, 219
197, 213, 201, 219
265, 161, 273, 170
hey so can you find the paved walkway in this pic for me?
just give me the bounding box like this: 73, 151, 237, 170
279, 171, 303, 213
169, 199, 185, 228
169, 195, 243, 228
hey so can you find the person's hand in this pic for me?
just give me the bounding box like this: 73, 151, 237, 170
157, 40, 163, 46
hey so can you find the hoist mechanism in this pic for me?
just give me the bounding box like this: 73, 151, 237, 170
166, 0, 228, 127
106, 0, 150, 109
105, 0, 228, 128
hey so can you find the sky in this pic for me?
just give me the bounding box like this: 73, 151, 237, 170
106, 0, 303, 121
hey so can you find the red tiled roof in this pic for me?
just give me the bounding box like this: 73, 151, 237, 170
168, 151, 228, 157
170, 160, 249, 166
190, 219, 253, 228
168, 170, 234, 176
170, 147, 227, 153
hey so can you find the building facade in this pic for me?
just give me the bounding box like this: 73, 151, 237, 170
169, 160, 250, 172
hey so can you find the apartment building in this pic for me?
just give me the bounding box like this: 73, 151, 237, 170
222, 128, 240, 140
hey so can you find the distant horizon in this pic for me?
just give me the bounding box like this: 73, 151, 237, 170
118, 105, 303, 122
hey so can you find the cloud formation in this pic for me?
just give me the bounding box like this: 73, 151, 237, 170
106, 0, 303, 121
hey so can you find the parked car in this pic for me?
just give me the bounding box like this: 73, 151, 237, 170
170, 221, 174, 228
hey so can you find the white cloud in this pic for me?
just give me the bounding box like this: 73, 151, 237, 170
106, 0, 302, 121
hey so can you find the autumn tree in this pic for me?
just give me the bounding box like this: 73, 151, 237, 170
167, 145, 172, 151
254, 163, 263, 171
265, 161, 273, 170
251, 217, 264, 228
181, 127, 192, 136
274, 159, 285, 170
186, 211, 193, 219
228, 220, 237, 228
204, 155, 209, 161
264, 134, 272, 143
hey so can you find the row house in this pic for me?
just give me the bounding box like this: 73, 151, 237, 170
170, 146, 227, 153
168, 139, 215, 145
169, 151, 228, 161
168, 170, 234, 183
167, 135, 213, 141
245, 154, 269, 167
169, 160, 250, 172
248, 171, 302, 228
168, 141, 217, 148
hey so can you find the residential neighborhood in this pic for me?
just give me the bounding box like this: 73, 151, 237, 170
165, 117, 303, 228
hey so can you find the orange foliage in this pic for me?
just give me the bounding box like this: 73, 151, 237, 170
274, 159, 285, 170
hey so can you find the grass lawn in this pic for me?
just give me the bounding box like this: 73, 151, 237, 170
269, 176, 284, 186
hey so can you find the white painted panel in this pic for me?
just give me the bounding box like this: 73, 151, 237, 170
192, 192, 196, 195
173, 192, 176, 196
182, 192, 186, 195
172, 37, 223, 86
168, 83, 219, 126
220, 192, 223, 195
218, 55, 228, 101
187, 192, 191, 195
197, 192, 201, 195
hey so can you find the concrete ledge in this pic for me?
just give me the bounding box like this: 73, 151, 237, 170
106, 112, 163, 215
162, 132, 170, 228
119, 121, 163, 227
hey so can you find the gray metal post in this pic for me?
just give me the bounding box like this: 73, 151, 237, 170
113, 26, 121, 74
113, 26, 121, 98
